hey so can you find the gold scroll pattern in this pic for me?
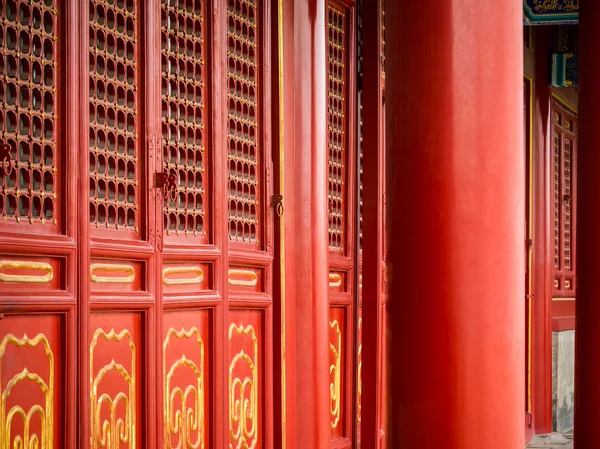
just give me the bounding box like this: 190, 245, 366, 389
357, 318, 362, 423
90, 328, 136, 449
533, 0, 559, 10
329, 320, 341, 429
229, 324, 258, 449
163, 328, 205, 449
0, 333, 54, 449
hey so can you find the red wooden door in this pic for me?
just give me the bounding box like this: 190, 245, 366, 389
159, 0, 274, 447
326, 1, 360, 447
0, 1, 78, 447
0, 1, 275, 448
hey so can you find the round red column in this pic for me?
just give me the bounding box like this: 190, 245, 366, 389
385, 2, 525, 448
285, 0, 331, 448
574, 4, 600, 448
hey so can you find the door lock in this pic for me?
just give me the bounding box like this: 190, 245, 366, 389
272, 194, 284, 217
0, 142, 13, 176
156, 171, 178, 201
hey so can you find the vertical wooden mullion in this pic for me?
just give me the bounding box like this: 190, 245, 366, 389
145, 0, 162, 446
77, 0, 91, 443
213, 0, 229, 445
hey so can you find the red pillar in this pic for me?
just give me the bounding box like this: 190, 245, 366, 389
281, 0, 331, 447
385, 2, 525, 448
574, 4, 600, 447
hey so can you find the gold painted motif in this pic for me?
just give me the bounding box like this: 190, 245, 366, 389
533, 0, 559, 11
0, 261, 53, 284
164, 328, 205, 449
328, 273, 342, 288
564, 0, 579, 11
229, 324, 258, 449
162, 267, 204, 286
90, 264, 136, 284
329, 320, 341, 429
0, 333, 54, 449
228, 269, 258, 288
90, 328, 135, 449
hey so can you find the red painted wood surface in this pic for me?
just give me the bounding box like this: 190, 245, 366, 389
385, 1, 525, 448
531, 26, 554, 436
575, 2, 600, 446
524, 75, 535, 444
360, 1, 385, 449
551, 100, 577, 300
325, 0, 361, 447
283, 0, 331, 447
0, 2, 383, 448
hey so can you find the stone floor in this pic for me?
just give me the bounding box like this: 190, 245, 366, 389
527, 433, 573, 448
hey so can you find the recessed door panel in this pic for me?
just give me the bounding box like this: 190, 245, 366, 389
89, 312, 142, 449
228, 309, 264, 449
163, 309, 211, 449
0, 314, 64, 449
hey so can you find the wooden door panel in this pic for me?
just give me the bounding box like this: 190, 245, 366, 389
89, 312, 142, 449
0, 256, 64, 293
161, 262, 212, 294
0, 0, 62, 235
161, 0, 210, 247
88, 0, 145, 241
0, 313, 64, 449
0, 1, 77, 447
89, 259, 145, 294
327, 1, 358, 447
329, 306, 347, 441
551, 101, 577, 298
163, 309, 212, 449
228, 309, 267, 449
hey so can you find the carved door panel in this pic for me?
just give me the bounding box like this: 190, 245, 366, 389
0, 1, 77, 447
158, 0, 274, 448
551, 99, 577, 299
327, 1, 359, 447
84, 0, 158, 446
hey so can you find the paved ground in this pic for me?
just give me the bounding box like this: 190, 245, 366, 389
527, 433, 573, 448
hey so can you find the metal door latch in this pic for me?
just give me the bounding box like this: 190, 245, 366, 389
0, 142, 13, 176
272, 194, 284, 216
156, 171, 177, 201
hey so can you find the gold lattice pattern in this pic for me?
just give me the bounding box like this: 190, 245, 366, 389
0, 0, 59, 227
327, 4, 347, 251
227, 0, 260, 244
89, 0, 140, 232
161, 0, 208, 240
